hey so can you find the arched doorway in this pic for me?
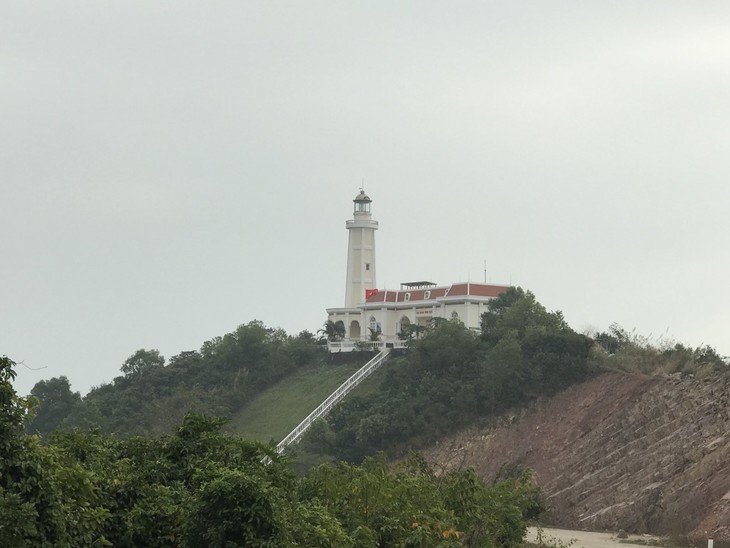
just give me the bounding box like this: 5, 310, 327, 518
349, 320, 361, 340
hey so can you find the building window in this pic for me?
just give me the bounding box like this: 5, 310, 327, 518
404, 292, 411, 302
365, 263, 370, 271
424, 291, 431, 299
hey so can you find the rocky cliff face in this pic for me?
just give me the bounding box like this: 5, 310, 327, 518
420, 371, 730, 543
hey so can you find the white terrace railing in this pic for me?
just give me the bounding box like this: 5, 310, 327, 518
275, 348, 392, 455
327, 340, 408, 352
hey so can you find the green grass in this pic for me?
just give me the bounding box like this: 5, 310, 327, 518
284, 355, 400, 473
346, 354, 404, 399
226, 358, 368, 442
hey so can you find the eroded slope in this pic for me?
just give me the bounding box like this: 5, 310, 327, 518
421, 371, 730, 542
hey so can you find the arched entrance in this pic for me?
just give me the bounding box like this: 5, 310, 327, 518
349, 320, 361, 340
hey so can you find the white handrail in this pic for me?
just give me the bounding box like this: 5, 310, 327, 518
327, 340, 409, 352
276, 348, 391, 454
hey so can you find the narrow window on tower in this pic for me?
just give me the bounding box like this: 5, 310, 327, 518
365, 263, 370, 271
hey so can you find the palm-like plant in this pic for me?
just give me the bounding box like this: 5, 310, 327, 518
319, 320, 346, 342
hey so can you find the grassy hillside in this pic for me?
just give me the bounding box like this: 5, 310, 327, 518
28, 322, 335, 438
226, 357, 371, 442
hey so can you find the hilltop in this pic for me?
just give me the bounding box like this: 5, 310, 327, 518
24, 287, 729, 543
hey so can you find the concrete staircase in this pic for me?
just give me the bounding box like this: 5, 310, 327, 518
276, 348, 392, 455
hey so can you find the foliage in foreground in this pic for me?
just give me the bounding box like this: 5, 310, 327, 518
3, 355, 543, 547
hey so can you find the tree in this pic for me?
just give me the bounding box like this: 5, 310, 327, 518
480, 287, 566, 346
28, 376, 81, 436
301, 452, 542, 547
46, 321, 326, 437
319, 320, 346, 342
479, 330, 525, 413
121, 348, 165, 377
2, 353, 550, 547
0, 356, 68, 545
398, 323, 427, 342
184, 467, 283, 546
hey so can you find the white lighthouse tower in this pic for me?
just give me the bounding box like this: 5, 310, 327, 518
344, 190, 378, 307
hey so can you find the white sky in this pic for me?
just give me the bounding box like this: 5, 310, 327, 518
3, 2, 729, 395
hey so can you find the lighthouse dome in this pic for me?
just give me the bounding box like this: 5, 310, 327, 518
354, 190, 371, 203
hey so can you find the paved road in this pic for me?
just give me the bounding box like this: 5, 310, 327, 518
526, 527, 665, 548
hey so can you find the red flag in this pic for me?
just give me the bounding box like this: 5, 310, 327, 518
365, 288, 379, 300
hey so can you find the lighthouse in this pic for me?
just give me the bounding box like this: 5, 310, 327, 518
326, 189, 510, 350
344, 190, 378, 308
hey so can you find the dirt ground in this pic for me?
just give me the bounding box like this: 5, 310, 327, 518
526, 527, 667, 548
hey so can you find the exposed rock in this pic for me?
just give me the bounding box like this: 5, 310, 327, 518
420, 371, 730, 542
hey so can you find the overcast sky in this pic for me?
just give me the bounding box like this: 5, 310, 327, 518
3, 2, 729, 395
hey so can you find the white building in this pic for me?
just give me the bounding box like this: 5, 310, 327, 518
326, 191, 510, 350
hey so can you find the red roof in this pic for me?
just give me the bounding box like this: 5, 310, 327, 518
446, 283, 508, 297
364, 282, 508, 304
